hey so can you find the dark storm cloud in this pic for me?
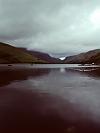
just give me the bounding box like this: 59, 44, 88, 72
0, 0, 100, 56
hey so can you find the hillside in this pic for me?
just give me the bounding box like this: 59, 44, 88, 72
64, 49, 100, 64
0, 42, 47, 64
19, 48, 61, 64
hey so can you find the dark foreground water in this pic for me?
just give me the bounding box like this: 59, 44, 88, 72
0, 64, 100, 133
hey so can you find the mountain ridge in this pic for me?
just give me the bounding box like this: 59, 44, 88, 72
0, 42, 61, 64
18, 48, 61, 64
0, 42, 47, 64
0, 42, 100, 64
64, 49, 100, 64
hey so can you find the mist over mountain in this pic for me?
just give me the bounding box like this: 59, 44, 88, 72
0, 42, 100, 64
0, 42, 61, 64
19, 48, 61, 64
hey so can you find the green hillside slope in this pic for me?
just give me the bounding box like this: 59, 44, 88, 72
0, 42, 47, 64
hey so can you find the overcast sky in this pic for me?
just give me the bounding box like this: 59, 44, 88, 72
0, 0, 100, 57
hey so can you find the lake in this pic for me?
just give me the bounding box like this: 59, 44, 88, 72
0, 64, 100, 133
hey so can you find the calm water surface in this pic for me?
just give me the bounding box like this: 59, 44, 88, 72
0, 64, 100, 133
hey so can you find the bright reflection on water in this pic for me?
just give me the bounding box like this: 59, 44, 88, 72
0, 64, 100, 133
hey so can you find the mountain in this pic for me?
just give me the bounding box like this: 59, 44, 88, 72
19, 48, 61, 64
1, 42, 100, 64
64, 49, 100, 64
0, 42, 47, 64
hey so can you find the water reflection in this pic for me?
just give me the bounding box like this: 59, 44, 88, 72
0, 87, 100, 133
60, 68, 66, 73
0, 65, 100, 132
65, 68, 100, 79
0, 68, 50, 87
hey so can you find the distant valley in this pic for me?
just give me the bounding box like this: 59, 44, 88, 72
19, 48, 61, 64
0, 42, 100, 64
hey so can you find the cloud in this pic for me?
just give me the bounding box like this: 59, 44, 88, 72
0, 0, 100, 56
